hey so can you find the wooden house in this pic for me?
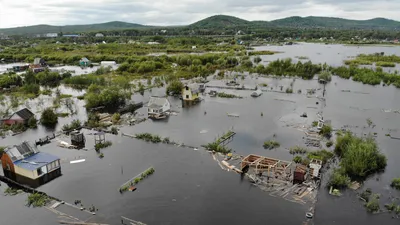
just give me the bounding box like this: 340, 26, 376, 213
1, 141, 61, 188
79, 57, 91, 67
182, 84, 200, 107
147, 97, 170, 119
1, 108, 34, 126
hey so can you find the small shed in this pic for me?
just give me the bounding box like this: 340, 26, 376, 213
293, 164, 308, 184
2, 108, 34, 126
32, 58, 46, 67
148, 97, 170, 118
79, 57, 91, 67
71, 131, 85, 147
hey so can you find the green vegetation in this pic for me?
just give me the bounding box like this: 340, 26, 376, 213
112, 113, 120, 124
293, 156, 303, 164
391, 178, 400, 190
85, 85, 129, 109
312, 121, 318, 127
166, 80, 184, 95
360, 188, 373, 201
63, 74, 106, 88
285, 88, 293, 94
329, 168, 351, 188
320, 124, 332, 139
253, 56, 262, 64
326, 141, 333, 148
62, 119, 81, 131
331, 65, 400, 87
26, 193, 49, 207
119, 167, 155, 192
260, 83, 268, 87
217, 92, 242, 98
4, 187, 20, 196
27, 117, 38, 129
40, 108, 58, 127
385, 203, 397, 211
376, 62, 396, 67
289, 146, 308, 155
95, 141, 112, 151
307, 149, 334, 164
135, 133, 163, 143
110, 127, 118, 135
203, 142, 231, 154
248, 51, 276, 56
330, 132, 386, 188
365, 194, 380, 213
0, 146, 5, 156
295, 56, 309, 60
263, 140, 280, 149
318, 71, 332, 82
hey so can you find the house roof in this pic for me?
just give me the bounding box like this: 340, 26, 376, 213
13, 152, 59, 171
148, 97, 169, 109
5, 141, 39, 162
33, 58, 44, 65
185, 84, 200, 94
14, 108, 34, 120
80, 57, 90, 62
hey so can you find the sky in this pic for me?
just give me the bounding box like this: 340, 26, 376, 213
0, 0, 400, 28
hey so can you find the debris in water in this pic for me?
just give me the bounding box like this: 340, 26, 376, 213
193, 148, 198, 151
70, 159, 86, 164
200, 130, 208, 134
227, 113, 239, 117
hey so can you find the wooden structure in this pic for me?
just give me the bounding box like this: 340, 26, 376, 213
94, 132, 105, 145
293, 164, 308, 184
217, 131, 236, 146
241, 154, 292, 177
71, 131, 85, 148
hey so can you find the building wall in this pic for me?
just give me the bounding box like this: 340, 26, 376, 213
14, 165, 36, 179
182, 87, 193, 100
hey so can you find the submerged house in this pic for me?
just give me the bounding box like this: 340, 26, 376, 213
31, 58, 46, 68
1, 141, 61, 187
182, 84, 200, 107
1, 108, 34, 126
147, 97, 171, 119
79, 57, 91, 67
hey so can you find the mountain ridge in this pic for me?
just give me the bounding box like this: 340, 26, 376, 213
1, 15, 400, 36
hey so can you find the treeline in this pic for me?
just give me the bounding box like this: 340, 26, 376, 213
331, 66, 400, 87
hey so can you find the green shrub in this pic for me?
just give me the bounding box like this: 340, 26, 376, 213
307, 149, 334, 164
26, 193, 49, 207
217, 92, 242, 98
293, 156, 302, 163
40, 108, 58, 127
312, 121, 318, 127
326, 141, 333, 148
263, 140, 280, 149
28, 117, 38, 129
329, 168, 351, 188
365, 194, 380, 213
391, 178, 400, 190
320, 124, 332, 139
95, 141, 112, 151
289, 146, 308, 155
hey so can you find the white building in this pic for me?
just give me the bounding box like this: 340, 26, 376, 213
147, 97, 171, 118
95, 33, 104, 37
46, 33, 58, 38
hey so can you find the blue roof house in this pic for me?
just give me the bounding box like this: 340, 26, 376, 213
1, 141, 61, 187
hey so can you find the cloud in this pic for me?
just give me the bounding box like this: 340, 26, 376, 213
0, 0, 399, 28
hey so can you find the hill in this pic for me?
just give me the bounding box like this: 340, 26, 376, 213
189, 15, 251, 29
1, 15, 400, 36
0, 21, 147, 36
268, 16, 400, 29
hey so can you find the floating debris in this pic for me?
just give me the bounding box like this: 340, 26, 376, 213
227, 113, 240, 117
70, 159, 85, 164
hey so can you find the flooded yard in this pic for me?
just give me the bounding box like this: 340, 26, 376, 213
1, 43, 400, 225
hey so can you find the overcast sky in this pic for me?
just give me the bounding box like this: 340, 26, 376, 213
0, 0, 399, 28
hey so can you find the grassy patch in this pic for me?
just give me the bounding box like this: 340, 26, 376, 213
95, 141, 112, 151
26, 193, 49, 207
217, 92, 242, 98
263, 140, 280, 149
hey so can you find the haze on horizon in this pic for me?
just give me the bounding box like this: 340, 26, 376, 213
0, 0, 399, 28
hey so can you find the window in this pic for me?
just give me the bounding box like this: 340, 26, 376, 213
186, 86, 189, 90
186, 95, 189, 99
37, 168, 43, 176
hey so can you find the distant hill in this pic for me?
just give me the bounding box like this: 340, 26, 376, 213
0, 21, 147, 36
1, 15, 400, 36
189, 15, 251, 29
268, 16, 400, 29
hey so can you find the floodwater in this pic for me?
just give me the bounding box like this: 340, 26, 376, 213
1, 43, 400, 225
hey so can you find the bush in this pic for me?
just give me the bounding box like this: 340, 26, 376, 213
112, 113, 120, 124
111, 127, 118, 135
320, 124, 332, 139
318, 71, 332, 82
26, 193, 49, 207
326, 141, 333, 148
253, 56, 262, 64
312, 121, 318, 127
40, 108, 58, 127
307, 149, 334, 164
28, 117, 38, 129
391, 178, 400, 190
329, 168, 351, 188
23, 84, 40, 95
166, 80, 183, 95
285, 88, 293, 93
217, 92, 242, 98
85, 86, 127, 109
365, 194, 380, 213
62, 119, 81, 131
360, 188, 372, 201
263, 140, 280, 149
289, 146, 308, 155
95, 141, 112, 151
293, 156, 302, 163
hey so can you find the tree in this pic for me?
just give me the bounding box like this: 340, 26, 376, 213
40, 108, 58, 127
28, 117, 38, 128
318, 71, 332, 82
253, 56, 262, 64
293, 156, 302, 163
166, 80, 184, 95
320, 124, 332, 139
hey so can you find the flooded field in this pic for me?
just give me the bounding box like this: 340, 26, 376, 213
1, 43, 400, 225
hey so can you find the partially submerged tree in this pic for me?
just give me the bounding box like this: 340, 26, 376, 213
166, 80, 184, 95
40, 108, 58, 127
